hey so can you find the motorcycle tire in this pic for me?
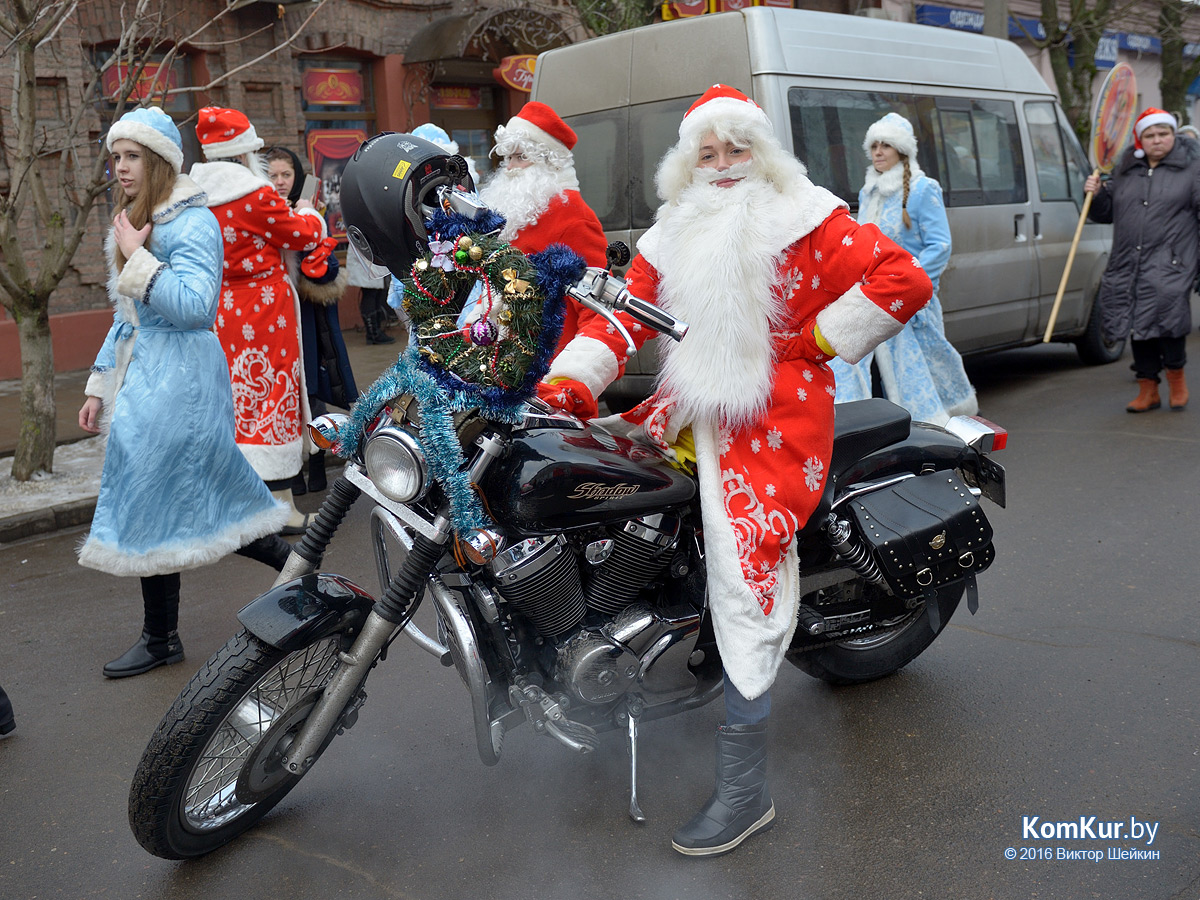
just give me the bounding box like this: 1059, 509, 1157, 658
787, 582, 963, 686
128, 627, 354, 859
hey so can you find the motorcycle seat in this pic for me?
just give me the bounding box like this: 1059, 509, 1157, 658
828, 398, 911, 481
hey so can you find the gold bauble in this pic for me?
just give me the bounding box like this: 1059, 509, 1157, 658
416, 259, 429, 272
457, 236, 473, 250
469, 245, 483, 261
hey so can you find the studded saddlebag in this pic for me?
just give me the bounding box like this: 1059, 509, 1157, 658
848, 470, 994, 601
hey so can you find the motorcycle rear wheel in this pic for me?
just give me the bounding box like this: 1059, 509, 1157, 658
788, 582, 963, 686
128, 628, 350, 859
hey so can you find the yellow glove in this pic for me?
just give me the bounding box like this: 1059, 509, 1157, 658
813, 322, 837, 358
669, 426, 696, 472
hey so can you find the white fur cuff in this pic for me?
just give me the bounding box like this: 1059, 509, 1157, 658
816, 284, 904, 365
545, 335, 622, 400
116, 248, 165, 301
295, 206, 328, 237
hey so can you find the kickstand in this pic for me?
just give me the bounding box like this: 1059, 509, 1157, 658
626, 698, 646, 824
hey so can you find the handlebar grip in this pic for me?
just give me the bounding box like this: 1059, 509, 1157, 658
621, 293, 689, 343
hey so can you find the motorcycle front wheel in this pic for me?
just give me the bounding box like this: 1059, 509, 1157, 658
787, 581, 963, 686
128, 627, 354, 859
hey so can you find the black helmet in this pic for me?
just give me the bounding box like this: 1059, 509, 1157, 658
340, 132, 474, 277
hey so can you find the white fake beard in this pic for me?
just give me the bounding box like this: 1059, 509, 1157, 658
652, 175, 793, 428
479, 162, 565, 241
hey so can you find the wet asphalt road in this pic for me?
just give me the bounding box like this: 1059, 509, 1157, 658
2, 336, 1199, 900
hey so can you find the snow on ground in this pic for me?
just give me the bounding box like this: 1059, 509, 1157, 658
0, 437, 104, 518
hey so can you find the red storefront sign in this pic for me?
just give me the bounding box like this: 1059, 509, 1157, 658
712, 0, 752, 10
495, 55, 537, 93
302, 69, 364, 107
101, 63, 178, 101
432, 86, 483, 109
662, 0, 709, 18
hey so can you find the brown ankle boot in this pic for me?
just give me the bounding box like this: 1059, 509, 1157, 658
1166, 368, 1189, 410
1127, 379, 1161, 413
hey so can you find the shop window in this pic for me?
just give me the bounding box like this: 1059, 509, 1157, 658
300, 59, 375, 240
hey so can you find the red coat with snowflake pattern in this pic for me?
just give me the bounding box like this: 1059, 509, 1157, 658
191, 161, 326, 480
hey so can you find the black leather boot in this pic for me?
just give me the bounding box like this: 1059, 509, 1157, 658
103, 630, 184, 678
236, 533, 293, 571
307, 450, 327, 493
0, 685, 14, 735
672, 723, 775, 856
363, 312, 395, 345
290, 470, 308, 496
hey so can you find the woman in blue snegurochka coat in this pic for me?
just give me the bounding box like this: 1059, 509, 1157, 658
77, 107, 292, 680
830, 112, 978, 425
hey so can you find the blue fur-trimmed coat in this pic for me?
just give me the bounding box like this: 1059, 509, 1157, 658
831, 163, 977, 425
78, 176, 288, 577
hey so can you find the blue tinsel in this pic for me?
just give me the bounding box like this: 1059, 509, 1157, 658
327, 214, 587, 536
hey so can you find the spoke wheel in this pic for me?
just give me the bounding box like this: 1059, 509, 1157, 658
129, 629, 354, 859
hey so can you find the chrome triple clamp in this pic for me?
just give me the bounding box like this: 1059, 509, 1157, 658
509, 682, 598, 754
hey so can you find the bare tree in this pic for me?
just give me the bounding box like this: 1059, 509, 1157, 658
568, 0, 660, 37
0, 0, 326, 481
1158, 0, 1200, 119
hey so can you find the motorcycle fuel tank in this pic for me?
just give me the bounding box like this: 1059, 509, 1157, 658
481, 421, 696, 535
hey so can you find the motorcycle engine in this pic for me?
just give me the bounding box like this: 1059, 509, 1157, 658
488, 513, 699, 705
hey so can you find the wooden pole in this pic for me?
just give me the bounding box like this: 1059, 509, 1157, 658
1043, 167, 1099, 343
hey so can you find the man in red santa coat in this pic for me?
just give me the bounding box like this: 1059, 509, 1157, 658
544, 85, 933, 857
477, 102, 638, 419
190, 107, 327, 533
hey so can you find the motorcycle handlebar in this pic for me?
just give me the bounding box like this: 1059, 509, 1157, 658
566, 267, 689, 346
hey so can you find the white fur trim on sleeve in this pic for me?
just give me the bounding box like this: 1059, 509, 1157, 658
815, 284, 905, 365
85, 371, 108, 398
294, 206, 328, 237
115, 247, 165, 301
545, 335, 622, 400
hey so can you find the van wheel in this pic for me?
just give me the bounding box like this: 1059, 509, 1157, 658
1075, 300, 1125, 365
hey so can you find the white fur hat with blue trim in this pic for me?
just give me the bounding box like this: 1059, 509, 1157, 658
106, 106, 184, 174
863, 112, 918, 160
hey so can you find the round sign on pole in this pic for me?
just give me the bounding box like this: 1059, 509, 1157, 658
1090, 62, 1138, 172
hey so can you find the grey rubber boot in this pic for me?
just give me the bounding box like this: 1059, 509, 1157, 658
671, 722, 775, 856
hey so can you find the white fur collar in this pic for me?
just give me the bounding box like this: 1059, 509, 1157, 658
860, 161, 924, 225
152, 175, 208, 224
189, 160, 269, 206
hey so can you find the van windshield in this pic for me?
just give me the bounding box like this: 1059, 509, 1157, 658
788, 88, 1027, 210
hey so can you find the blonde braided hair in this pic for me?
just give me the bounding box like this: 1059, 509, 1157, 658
900, 155, 913, 229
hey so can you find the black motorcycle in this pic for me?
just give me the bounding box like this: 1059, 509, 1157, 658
127, 136, 1007, 859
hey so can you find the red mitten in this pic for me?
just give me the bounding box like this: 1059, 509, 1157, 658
536, 378, 598, 419
301, 237, 339, 279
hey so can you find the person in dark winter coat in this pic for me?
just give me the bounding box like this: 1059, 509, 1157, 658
1085, 107, 1199, 412
266, 146, 358, 494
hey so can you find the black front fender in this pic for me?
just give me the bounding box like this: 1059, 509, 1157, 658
237, 573, 377, 652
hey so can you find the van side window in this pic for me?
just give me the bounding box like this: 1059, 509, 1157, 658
1026, 100, 1071, 201
630, 97, 695, 229
564, 109, 628, 232
933, 98, 1026, 206
1056, 103, 1091, 204
787, 88, 919, 212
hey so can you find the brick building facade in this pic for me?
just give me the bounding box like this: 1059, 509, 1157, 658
0, 0, 592, 377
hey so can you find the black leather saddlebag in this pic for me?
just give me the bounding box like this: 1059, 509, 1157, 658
848, 471, 994, 600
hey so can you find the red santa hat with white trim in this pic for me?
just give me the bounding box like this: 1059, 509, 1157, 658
498, 102, 578, 154
195, 106, 265, 160
1133, 107, 1177, 158
677, 84, 772, 145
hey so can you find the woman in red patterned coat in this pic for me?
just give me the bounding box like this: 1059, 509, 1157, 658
543, 85, 932, 857
190, 108, 327, 533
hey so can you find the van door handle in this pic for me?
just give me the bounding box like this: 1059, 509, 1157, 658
1014, 213, 1028, 242
1033, 212, 1042, 239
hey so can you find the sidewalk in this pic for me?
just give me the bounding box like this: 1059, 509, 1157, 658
0, 320, 407, 544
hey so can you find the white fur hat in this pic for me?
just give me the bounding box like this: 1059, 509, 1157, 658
106, 107, 184, 174
863, 112, 918, 160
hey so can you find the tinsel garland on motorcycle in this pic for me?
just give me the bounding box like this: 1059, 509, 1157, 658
326, 208, 585, 535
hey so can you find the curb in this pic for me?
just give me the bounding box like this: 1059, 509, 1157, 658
0, 498, 96, 545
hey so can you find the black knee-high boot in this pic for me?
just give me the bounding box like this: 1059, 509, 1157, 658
103, 574, 184, 678
0, 684, 14, 735
671, 722, 775, 856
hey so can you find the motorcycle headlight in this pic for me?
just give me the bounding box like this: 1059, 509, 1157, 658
363, 426, 428, 502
